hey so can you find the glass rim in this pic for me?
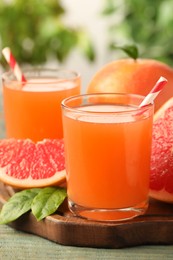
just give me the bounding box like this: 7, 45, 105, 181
2, 67, 81, 84
61, 92, 154, 115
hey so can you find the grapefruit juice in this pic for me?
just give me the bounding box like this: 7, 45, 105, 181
62, 93, 154, 221
2, 69, 80, 142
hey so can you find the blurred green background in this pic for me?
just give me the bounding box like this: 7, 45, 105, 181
1, 0, 173, 70
102, 0, 173, 65
0, 0, 95, 68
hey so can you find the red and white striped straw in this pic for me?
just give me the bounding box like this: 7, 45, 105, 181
139, 76, 168, 108
2, 47, 26, 82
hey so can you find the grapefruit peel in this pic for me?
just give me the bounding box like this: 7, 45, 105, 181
0, 168, 66, 189
149, 189, 173, 204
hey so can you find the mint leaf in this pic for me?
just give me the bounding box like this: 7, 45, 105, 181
0, 188, 41, 224
31, 187, 67, 221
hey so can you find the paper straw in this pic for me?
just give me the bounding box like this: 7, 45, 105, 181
139, 76, 168, 108
2, 47, 26, 82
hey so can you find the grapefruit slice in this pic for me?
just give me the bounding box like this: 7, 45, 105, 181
0, 138, 66, 189
150, 97, 173, 203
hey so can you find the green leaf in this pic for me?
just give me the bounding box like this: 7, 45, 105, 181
110, 44, 139, 60
31, 187, 67, 221
0, 188, 41, 224
0, 187, 67, 224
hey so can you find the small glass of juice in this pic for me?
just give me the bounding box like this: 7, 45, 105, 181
2, 68, 80, 142
61, 93, 154, 222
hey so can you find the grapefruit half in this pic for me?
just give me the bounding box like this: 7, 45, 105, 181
150, 97, 173, 203
0, 138, 66, 188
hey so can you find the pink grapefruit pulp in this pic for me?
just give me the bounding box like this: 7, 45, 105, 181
150, 98, 173, 203
0, 138, 66, 188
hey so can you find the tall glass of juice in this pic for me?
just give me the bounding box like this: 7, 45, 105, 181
62, 93, 154, 222
2, 68, 80, 142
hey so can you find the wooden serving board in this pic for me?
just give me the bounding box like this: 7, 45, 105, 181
0, 181, 173, 249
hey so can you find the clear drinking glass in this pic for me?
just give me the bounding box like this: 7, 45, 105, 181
62, 93, 154, 222
2, 68, 81, 142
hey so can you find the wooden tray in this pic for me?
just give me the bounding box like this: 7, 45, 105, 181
0, 181, 173, 249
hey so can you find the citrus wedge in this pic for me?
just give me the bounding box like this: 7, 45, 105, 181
0, 138, 66, 188
150, 97, 173, 203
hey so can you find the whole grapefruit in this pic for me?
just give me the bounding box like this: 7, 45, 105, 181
0, 138, 66, 188
150, 97, 173, 203
87, 58, 173, 111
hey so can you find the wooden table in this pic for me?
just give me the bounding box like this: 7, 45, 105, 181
1, 224, 173, 260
